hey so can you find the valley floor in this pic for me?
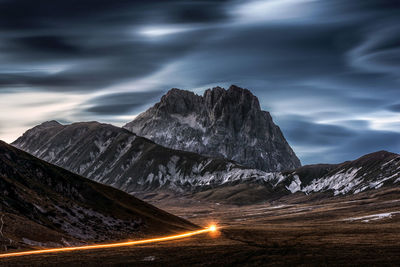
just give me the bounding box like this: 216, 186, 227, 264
1, 188, 400, 266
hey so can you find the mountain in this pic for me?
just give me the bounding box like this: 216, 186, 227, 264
123, 85, 301, 172
13, 121, 400, 206
280, 150, 400, 195
0, 140, 196, 251
192, 151, 400, 204
12, 121, 266, 193
12, 121, 400, 205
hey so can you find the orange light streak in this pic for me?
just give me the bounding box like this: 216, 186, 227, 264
0, 225, 218, 258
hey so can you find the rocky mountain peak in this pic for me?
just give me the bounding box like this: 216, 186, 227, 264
40, 120, 62, 127
203, 85, 261, 117
158, 85, 260, 114
156, 88, 203, 115
124, 85, 301, 172
21, 120, 62, 137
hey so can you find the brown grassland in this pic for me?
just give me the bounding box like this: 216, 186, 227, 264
1, 188, 399, 266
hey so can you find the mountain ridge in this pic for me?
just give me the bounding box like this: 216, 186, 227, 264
12, 121, 400, 204
12, 121, 267, 193
191, 150, 400, 204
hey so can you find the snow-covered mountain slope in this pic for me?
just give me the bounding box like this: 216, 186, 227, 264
190, 151, 400, 204
0, 140, 196, 250
123, 85, 301, 172
12, 121, 269, 193
279, 151, 400, 196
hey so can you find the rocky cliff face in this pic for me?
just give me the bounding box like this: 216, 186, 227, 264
123, 85, 301, 172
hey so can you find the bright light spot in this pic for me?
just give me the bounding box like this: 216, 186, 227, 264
209, 224, 217, 232
139, 25, 193, 37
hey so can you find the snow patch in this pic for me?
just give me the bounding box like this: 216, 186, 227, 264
286, 175, 301, 193
142, 256, 156, 261
302, 167, 362, 195
344, 211, 400, 222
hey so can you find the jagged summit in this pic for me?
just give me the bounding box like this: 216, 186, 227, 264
157, 88, 204, 115
159, 85, 261, 113
124, 85, 301, 172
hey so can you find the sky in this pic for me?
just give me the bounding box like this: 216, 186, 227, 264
0, 0, 399, 164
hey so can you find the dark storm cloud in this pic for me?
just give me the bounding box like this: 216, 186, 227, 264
0, 0, 228, 91
1, 0, 399, 163
86, 91, 164, 115
163, 1, 229, 23
324, 130, 400, 164
277, 115, 400, 164
171, 24, 355, 82
0, 0, 228, 30
343, 130, 400, 155
11, 35, 81, 54
349, 25, 400, 74
277, 116, 356, 148
387, 104, 400, 113
0, 29, 214, 91
299, 130, 400, 164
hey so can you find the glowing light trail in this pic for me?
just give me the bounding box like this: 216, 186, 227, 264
0, 225, 218, 258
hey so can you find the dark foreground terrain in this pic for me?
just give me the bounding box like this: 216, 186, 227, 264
1, 187, 400, 266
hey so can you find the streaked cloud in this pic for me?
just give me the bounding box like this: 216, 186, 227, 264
0, 0, 399, 164
138, 24, 203, 37
230, 0, 319, 23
